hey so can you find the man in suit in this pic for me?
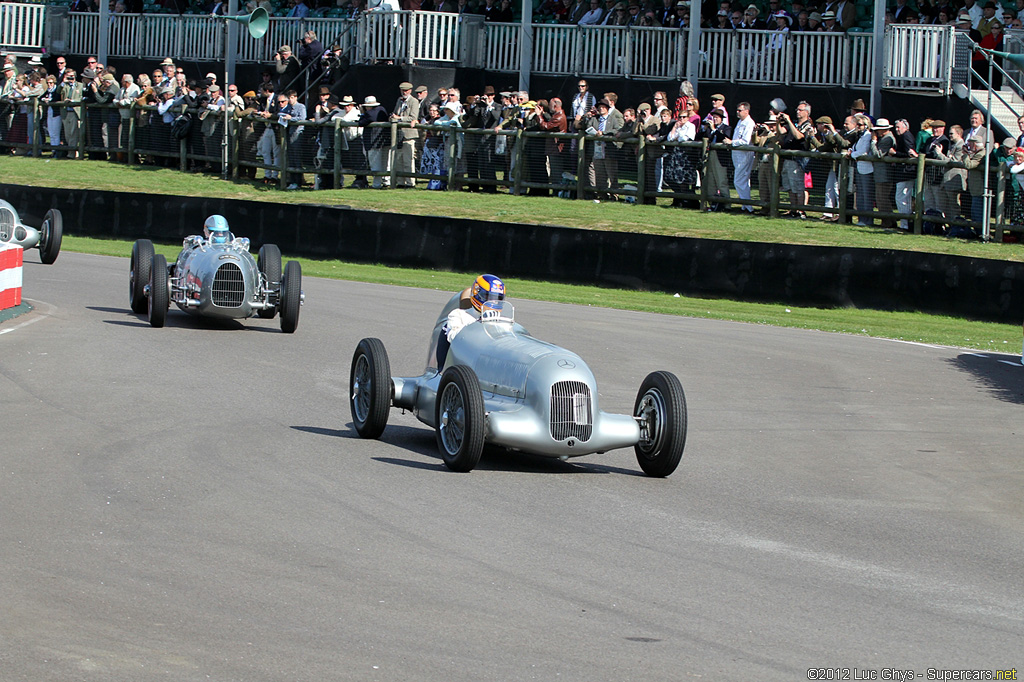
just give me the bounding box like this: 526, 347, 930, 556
891, 118, 918, 229
59, 68, 84, 158
580, 98, 623, 200
390, 81, 420, 188
869, 118, 897, 228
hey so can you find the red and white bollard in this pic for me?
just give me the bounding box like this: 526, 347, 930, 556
0, 244, 24, 310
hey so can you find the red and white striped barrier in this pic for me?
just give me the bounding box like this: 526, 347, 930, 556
0, 244, 24, 310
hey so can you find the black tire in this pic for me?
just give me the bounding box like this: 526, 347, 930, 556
148, 253, 168, 328
633, 370, 687, 478
279, 260, 301, 333
435, 365, 485, 472
39, 209, 63, 265
350, 338, 392, 439
129, 239, 154, 314
257, 243, 281, 319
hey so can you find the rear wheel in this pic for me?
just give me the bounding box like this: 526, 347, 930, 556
633, 371, 687, 477
279, 260, 301, 333
350, 338, 392, 439
257, 243, 281, 319
39, 209, 63, 265
129, 239, 154, 314
148, 253, 168, 328
435, 365, 485, 472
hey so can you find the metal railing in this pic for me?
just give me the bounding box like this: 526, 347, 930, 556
1, 1, 46, 51
4, 97, 1022, 241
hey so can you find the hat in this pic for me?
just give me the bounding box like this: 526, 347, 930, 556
362, 95, 379, 106
767, 114, 778, 122
27, 56, 42, 66
872, 118, 892, 130
399, 81, 413, 90
717, 9, 728, 15
676, 1, 687, 6
637, 102, 652, 112
2, 63, 14, 72
814, 115, 833, 125
209, 84, 220, 93
242, 90, 257, 98
930, 119, 945, 127
969, 131, 987, 144
279, 44, 292, 53
443, 101, 460, 114
821, 10, 835, 19
524, 100, 538, 108
596, 98, 611, 108
710, 93, 724, 101
711, 108, 726, 118
956, 12, 972, 22
850, 98, 866, 110
773, 10, 792, 23
160, 57, 175, 65
327, 95, 340, 106
615, 2, 626, 9
983, 1, 996, 8
483, 85, 495, 95
157, 86, 173, 96
499, 91, 511, 98
82, 68, 97, 79
319, 86, 331, 95
809, 10, 821, 21
101, 73, 115, 83
745, 3, 758, 13
341, 95, 355, 105
1003, 136, 1017, 148
414, 85, 428, 93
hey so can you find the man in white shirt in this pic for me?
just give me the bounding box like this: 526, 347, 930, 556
726, 102, 756, 213
578, 0, 604, 24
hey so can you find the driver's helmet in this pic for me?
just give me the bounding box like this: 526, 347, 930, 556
470, 274, 505, 312
203, 214, 230, 244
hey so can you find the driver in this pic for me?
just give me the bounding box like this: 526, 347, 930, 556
203, 214, 231, 244
435, 274, 506, 368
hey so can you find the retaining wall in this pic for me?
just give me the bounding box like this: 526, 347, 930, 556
3, 183, 1022, 324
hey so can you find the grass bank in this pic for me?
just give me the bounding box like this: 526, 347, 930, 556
66, 235, 1024, 353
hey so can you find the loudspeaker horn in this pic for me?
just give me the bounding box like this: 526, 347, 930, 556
979, 49, 1024, 70
225, 7, 269, 40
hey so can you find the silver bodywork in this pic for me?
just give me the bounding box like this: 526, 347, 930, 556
170, 236, 274, 319
0, 199, 45, 250
392, 295, 641, 458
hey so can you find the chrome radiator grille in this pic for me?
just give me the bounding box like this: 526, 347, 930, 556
211, 263, 245, 307
0, 206, 14, 241
550, 381, 593, 442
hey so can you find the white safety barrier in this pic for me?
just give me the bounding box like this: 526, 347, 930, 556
0, 243, 23, 310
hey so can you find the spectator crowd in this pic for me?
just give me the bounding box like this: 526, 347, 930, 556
2, 50, 1023, 239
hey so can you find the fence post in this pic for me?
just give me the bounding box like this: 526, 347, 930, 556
127, 105, 136, 166
446, 128, 457, 190
278, 125, 288, 189
77, 104, 86, 159
230, 117, 239, 180
512, 128, 524, 196
389, 121, 398, 188
995, 165, 1006, 242
31, 98, 41, 158
913, 152, 926, 235
333, 119, 342, 190
838, 153, 849, 224
576, 132, 587, 200
179, 132, 188, 173
769, 148, 780, 218
636, 134, 646, 204
699, 139, 709, 211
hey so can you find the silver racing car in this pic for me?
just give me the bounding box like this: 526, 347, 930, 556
349, 294, 687, 476
129, 217, 303, 332
0, 199, 63, 264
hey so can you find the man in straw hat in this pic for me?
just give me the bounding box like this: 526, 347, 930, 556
357, 94, 390, 188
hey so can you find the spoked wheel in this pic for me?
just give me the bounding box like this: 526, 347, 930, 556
633, 370, 687, 478
279, 260, 301, 333
349, 337, 392, 439
147, 253, 168, 328
129, 239, 154, 314
257, 243, 281, 319
435, 365, 485, 473
39, 209, 63, 265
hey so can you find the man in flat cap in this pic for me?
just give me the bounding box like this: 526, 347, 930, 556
921, 119, 949, 215
390, 81, 420, 187
273, 44, 301, 93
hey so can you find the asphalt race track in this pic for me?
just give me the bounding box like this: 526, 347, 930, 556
2, 251, 1022, 681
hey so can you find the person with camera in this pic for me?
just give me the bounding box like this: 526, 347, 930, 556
807, 114, 851, 221
273, 45, 301, 94
776, 100, 813, 219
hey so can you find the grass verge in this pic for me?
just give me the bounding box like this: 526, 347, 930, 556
65, 235, 1024, 353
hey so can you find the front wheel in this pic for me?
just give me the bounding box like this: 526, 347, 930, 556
129, 239, 154, 314
633, 370, 687, 478
148, 253, 168, 328
279, 260, 301, 333
435, 365, 485, 472
350, 338, 392, 439
257, 243, 281, 319
39, 209, 63, 265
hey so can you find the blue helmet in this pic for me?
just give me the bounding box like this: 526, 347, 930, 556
471, 274, 505, 312
203, 214, 230, 244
